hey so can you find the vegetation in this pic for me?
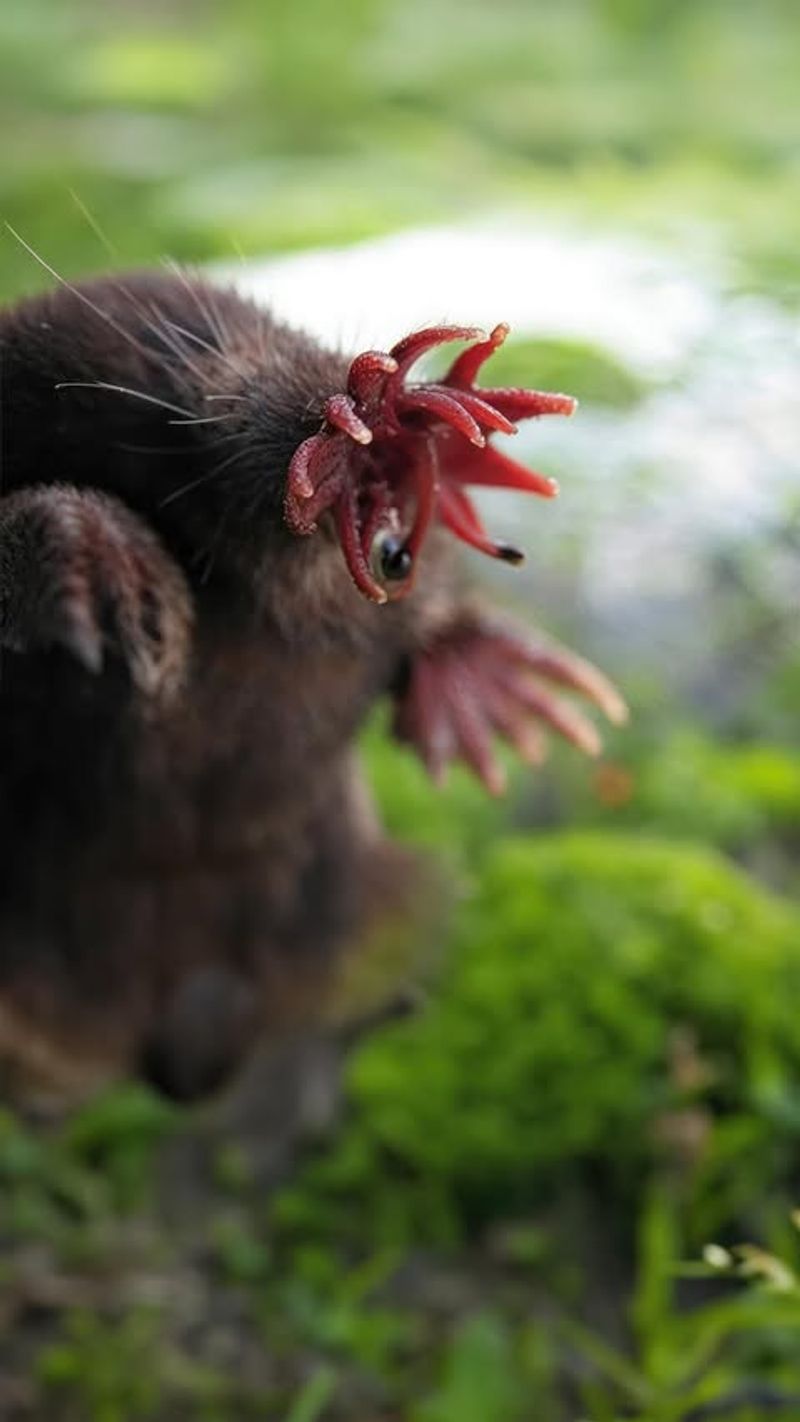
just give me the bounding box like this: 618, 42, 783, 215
1, 0, 799, 301
5, 778, 800, 1418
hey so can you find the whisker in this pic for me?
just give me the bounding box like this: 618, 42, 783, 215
158, 444, 249, 509
159, 468, 229, 509
206, 282, 235, 353
73, 274, 209, 394
209, 446, 251, 480
204, 430, 250, 449
161, 260, 230, 354
55, 381, 196, 420
135, 304, 209, 387
68, 188, 118, 259
162, 318, 246, 380
5, 225, 157, 366
168, 414, 236, 427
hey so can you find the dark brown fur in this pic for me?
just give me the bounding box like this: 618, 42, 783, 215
0, 272, 453, 1107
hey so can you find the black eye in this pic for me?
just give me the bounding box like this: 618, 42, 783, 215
371, 531, 413, 584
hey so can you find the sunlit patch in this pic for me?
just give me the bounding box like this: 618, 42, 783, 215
284, 323, 576, 603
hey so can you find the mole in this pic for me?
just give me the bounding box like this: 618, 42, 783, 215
0, 264, 626, 1107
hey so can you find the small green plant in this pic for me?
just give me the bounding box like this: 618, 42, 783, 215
36, 1308, 165, 1422
564, 1195, 800, 1421
412, 1314, 525, 1422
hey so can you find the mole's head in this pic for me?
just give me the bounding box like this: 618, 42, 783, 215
283, 323, 577, 604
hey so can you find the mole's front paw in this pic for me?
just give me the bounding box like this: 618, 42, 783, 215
0, 486, 192, 700
393, 614, 627, 794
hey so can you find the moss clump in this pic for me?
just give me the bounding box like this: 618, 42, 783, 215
284, 834, 800, 1243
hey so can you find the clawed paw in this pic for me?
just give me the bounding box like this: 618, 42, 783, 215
393, 616, 627, 794
3, 488, 192, 701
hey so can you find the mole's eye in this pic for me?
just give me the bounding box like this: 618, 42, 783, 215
370, 529, 414, 586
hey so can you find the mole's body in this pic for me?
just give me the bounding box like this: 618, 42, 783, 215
0, 269, 624, 1106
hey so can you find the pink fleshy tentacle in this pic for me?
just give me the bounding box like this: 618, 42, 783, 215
323, 393, 373, 444
397, 388, 486, 447
444, 322, 510, 387
285, 433, 350, 534
388, 325, 485, 379
478, 388, 577, 421
383, 326, 486, 427
438, 484, 524, 565
442, 440, 559, 498
442, 322, 576, 420
424, 385, 517, 435
285, 318, 580, 599
347, 351, 398, 408
286, 432, 321, 501
358, 480, 394, 563
290, 467, 348, 534
400, 440, 439, 567
334, 482, 389, 604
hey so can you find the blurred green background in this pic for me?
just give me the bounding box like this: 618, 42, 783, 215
2, 0, 799, 294
2, 2, 800, 1420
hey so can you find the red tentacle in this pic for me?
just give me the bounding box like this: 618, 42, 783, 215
445, 442, 559, 498
334, 484, 389, 604
284, 318, 576, 600
445, 322, 509, 387
287, 433, 323, 501
438, 484, 524, 565
359, 481, 394, 563
397, 388, 485, 446
404, 443, 439, 563
285, 435, 349, 534
478, 388, 577, 421
425, 385, 517, 435
388, 325, 484, 379
288, 466, 347, 534
323, 393, 373, 443
347, 351, 397, 407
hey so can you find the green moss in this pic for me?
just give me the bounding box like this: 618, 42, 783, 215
286, 835, 800, 1241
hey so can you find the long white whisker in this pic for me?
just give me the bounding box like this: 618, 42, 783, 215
68, 188, 118, 259
55, 381, 196, 420
161, 260, 229, 353
162, 318, 245, 379
5, 225, 156, 365
206, 283, 235, 353
159, 468, 227, 508
136, 305, 209, 386
168, 414, 235, 426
